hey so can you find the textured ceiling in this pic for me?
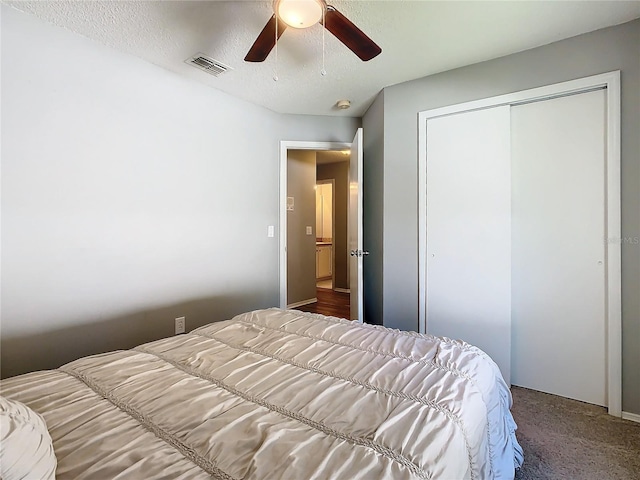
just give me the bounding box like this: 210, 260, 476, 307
6, 0, 640, 117
317, 150, 350, 164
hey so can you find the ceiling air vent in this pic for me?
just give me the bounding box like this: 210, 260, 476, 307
185, 53, 232, 77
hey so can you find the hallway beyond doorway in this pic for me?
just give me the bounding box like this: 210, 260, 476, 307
296, 289, 351, 320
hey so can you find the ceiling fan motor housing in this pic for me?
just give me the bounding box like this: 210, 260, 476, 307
245, 0, 381, 62
273, 0, 327, 29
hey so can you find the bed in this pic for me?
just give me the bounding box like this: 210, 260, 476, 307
0, 308, 523, 479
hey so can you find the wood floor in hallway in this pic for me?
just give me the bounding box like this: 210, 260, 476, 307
295, 288, 351, 320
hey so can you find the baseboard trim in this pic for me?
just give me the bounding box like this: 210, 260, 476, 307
287, 298, 317, 309
622, 411, 640, 423
334, 288, 350, 294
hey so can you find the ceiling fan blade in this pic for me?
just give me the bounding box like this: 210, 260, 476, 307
323, 6, 381, 61
245, 15, 288, 62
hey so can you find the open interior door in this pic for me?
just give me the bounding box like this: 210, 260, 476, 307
349, 128, 365, 323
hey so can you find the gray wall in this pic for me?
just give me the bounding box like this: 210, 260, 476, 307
316, 160, 349, 290
362, 91, 385, 326
287, 150, 318, 305
363, 19, 640, 414
1, 6, 360, 378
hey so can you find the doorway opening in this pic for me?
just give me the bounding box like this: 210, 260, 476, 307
284, 148, 351, 319
315, 179, 335, 290
279, 132, 364, 323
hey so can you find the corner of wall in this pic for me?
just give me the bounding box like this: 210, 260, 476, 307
362, 90, 385, 326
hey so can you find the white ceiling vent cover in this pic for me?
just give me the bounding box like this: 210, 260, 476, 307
185, 53, 232, 77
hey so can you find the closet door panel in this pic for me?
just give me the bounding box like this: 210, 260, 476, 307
426, 106, 512, 383
511, 90, 606, 406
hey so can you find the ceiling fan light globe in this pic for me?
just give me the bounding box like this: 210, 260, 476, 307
275, 0, 324, 29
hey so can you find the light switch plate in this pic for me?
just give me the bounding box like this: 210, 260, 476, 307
267, 225, 274, 237
306, 226, 313, 235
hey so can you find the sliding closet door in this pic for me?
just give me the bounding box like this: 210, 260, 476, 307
511, 90, 607, 406
426, 106, 512, 383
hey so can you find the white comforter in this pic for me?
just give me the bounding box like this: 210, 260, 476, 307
1, 308, 523, 479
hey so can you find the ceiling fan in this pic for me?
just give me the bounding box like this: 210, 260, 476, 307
245, 0, 382, 63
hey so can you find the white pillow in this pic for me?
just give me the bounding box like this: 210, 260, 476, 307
0, 396, 56, 480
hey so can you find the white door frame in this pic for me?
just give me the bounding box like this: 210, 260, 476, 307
279, 141, 350, 309
417, 70, 621, 416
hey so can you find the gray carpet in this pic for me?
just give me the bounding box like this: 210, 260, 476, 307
511, 386, 640, 480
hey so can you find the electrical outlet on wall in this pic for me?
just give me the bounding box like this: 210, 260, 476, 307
175, 316, 186, 335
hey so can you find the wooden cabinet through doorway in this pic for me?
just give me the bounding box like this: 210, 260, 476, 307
316, 244, 332, 279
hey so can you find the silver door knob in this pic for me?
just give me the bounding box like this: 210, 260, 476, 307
362, 251, 370, 256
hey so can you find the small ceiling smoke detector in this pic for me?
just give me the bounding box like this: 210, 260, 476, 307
336, 99, 351, 110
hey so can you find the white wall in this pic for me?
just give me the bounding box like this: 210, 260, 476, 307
0, 5, 360, 377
